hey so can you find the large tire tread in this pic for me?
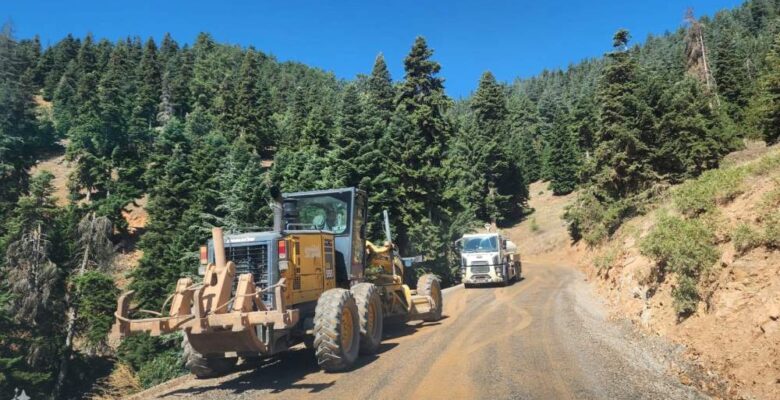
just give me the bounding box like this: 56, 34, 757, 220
416, 274, 443, 322
351, 283, 384, 355
313, 289, 360, 372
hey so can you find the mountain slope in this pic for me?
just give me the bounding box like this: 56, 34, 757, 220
510, 141, 780, 400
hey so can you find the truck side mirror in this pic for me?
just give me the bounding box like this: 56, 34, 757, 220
502, 240, 507, 250
453, 239, 463, 253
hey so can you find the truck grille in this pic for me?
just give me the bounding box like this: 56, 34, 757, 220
227, 244, 271, 306
470, 265, 490, 274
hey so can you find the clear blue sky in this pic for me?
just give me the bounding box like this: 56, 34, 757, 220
4, 0, 744, 98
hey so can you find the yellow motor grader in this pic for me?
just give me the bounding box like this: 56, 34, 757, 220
111, 187, 442, 377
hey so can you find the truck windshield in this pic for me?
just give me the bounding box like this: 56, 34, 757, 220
462, 236, 498, 253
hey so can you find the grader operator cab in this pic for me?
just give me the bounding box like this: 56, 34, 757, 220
112, 187, 442, 378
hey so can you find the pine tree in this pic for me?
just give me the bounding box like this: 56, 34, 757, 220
0, 26, 46, 222
547, 107, 580, 195
367, 53, 394, 124
445, 119, 488, 226
94, 38, 112, 74
508, 94, 542, 183
463, 71, 527, 222
758, 32, 780, 144
74, 33, 97, 81
190, 32, 220, 110
358, 54, 398, 239
655, 77, 734, 180
130, 144, 194, 309
215, 138, 270, 230
52, 60, 79, 135
133, 38, 162, 130
390, 36, 452, 259
516, 131, 541, 184
301, 99, 335, 149
324, 84, 363, 187
0, 172, 65, 397
234, 49, 275, 153
589, 29, 655, 199
713, 30, 750, 120
40, 33, 80, 100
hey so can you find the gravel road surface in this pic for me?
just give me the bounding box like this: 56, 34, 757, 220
131, 263, 706, 400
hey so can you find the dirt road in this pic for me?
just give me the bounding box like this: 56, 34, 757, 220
134, 263, 705, 400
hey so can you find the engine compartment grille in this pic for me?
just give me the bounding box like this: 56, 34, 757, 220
470, 265, 490, 274
227, 243, 271, 306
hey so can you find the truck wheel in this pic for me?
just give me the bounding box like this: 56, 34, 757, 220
182, 335, 237, 379
351, 283, 384, 355
417, 274, 443, 322
314, 288, 360, 372
517, 262, 522, 280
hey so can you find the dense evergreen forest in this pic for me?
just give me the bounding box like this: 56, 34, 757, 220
2, 0, 780, 397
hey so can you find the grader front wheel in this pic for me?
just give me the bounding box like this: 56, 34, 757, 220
417, 274, 443, 322
351, 283, 384, 355
313, 289, 360, 372
182, 335, 237, 379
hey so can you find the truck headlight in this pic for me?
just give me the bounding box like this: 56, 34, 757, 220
494, 265, 502, 275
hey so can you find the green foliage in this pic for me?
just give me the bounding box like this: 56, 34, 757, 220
655, 77, 737, 181
564, 189, 640, 246
117, 333, 184, 388
671, 274, 700, 316
757, 32, 780, 144
137, 350, 185, 388
0, 25, 54, 223
507, 94, 542, 183
73, 271, 118, 350
732, 223, 762, 254
547, 106, 580, 195
589, 30, 655, 200
640, 215, 720, 317
448, 72, 528, 225
0, 170, 67, 398
529, 217, 540, 233
672, 167, 746, 216
713, 29, 750, 121
388, 37, 452, 263
763, 210, 780, 249
593, 245, 622, 270
641, 215, 720, 276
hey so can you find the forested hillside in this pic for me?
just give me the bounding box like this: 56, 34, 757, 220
2, 0, 780, 397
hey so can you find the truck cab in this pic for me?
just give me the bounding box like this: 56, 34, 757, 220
457, 233, 521, 287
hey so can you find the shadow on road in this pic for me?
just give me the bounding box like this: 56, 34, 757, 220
382, 317, 447, 341
160, 329, 422, 398
162, 349, 337, 397
464, 277, 524, 289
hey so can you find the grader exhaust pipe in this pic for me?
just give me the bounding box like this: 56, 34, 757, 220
212, 227, 226, 268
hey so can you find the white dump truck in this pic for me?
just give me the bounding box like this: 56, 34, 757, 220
457, 233, 522, 288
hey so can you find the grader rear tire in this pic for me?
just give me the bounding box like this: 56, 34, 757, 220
351, 283, 383, 355
314, 289, 360, 372
417, 274, 443, 322
182, 335, 237, 379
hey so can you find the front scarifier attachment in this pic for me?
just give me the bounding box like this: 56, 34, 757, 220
111, 227, 299, 359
